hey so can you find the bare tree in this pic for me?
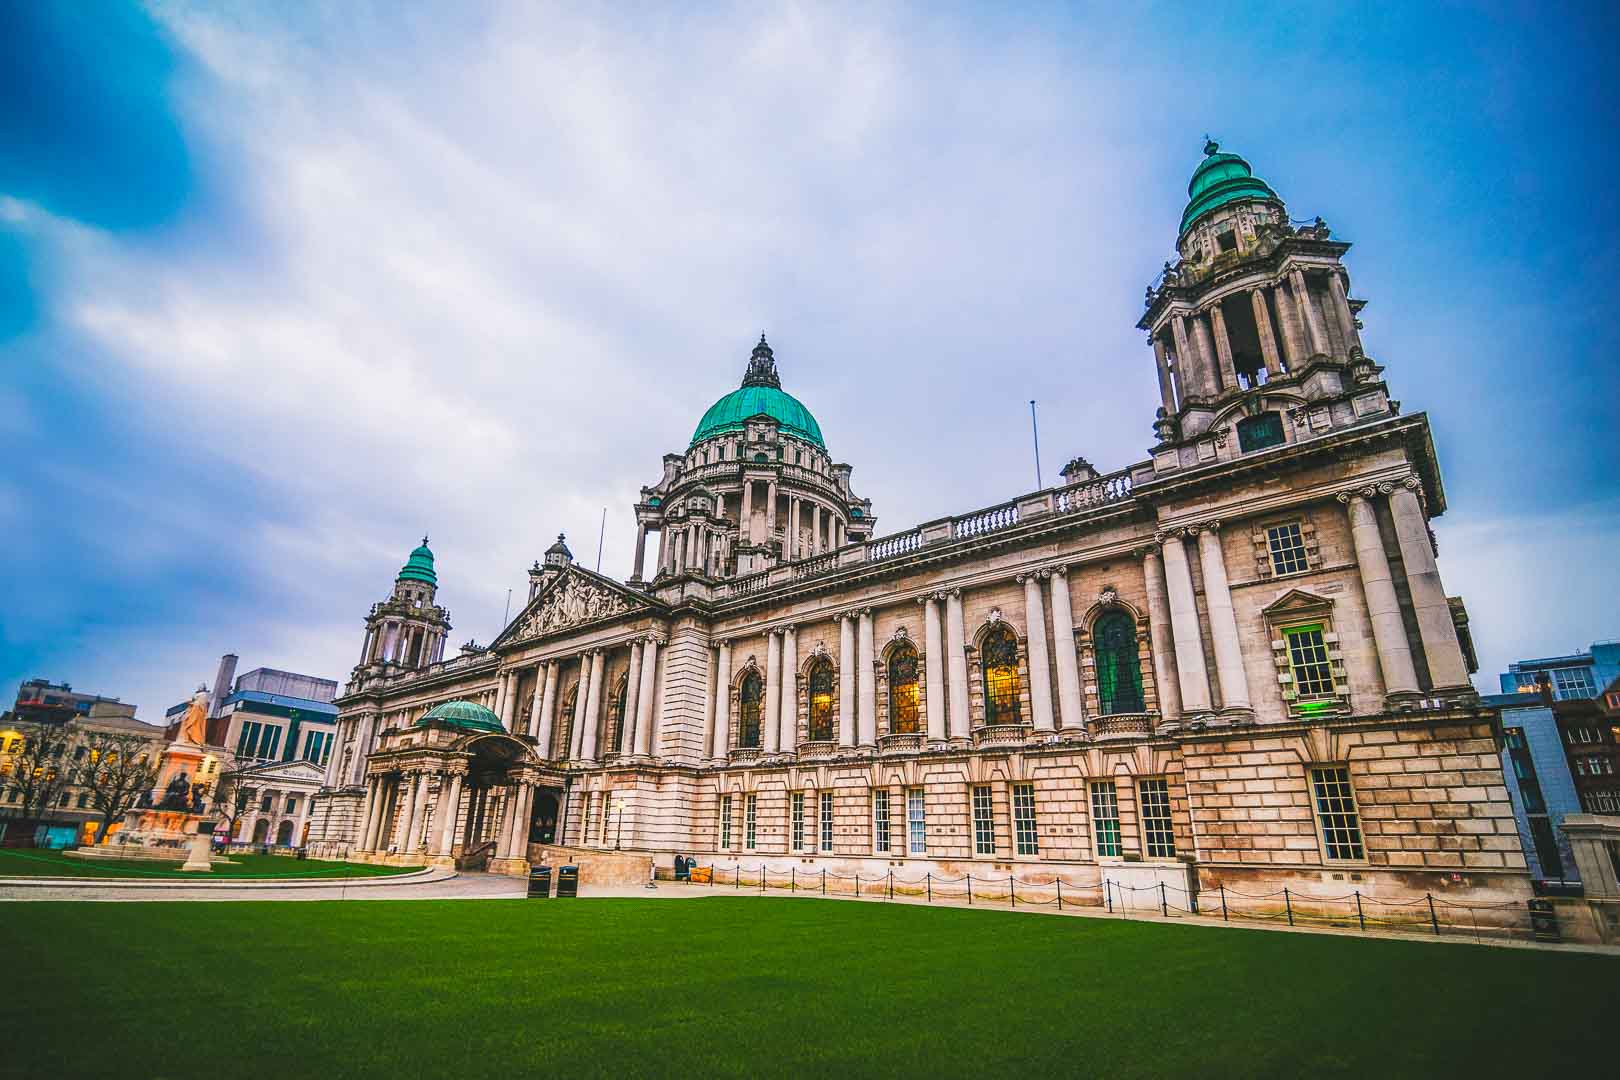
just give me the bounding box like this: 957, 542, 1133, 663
0, 720, 76, 830
213, 771, 258, 845
74, 732, 161, 844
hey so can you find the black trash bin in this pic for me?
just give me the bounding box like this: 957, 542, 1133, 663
527, 865, 553, 899
557, 864, 580, 898
1528, 898, 1560, 942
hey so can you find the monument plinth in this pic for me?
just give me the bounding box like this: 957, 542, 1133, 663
115, 688, 222, 868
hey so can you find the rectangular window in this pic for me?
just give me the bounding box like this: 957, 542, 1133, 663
820, 791, 834, 852
907, 788, 926, 855
1266, 522, 1309, 576
259, 794, 273, 813
873, 790, 890, 854
236, 721, 260, 756
1012, 783, 1039, 856
1090, 781, 1121, 858
1552, 667, 1596, 700
971, 785, 995, 855
285, 796, 298, 813
791, 792, 805, 852
261, 725, 282, 760
1139, 779, 1175, 858
1311, 766, 1366, 861
719, 794, 732, 850
744, 793, 757, 850
1284, 625, 1336, 700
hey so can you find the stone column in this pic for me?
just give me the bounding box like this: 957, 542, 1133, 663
635, 636, 659, 757
1047, 567, 1085, 730
812, 504, 823, 556
433, 772, 464, 856
397, 772, 422, 853
1276, 276, 1308, 369
1195, 523, 1251, 713
1151, 335, 1176, 415
838, 614, 856, 747
537, 662, 560, 759
945, 590, 971, 739
1341, 490, 1420, 696
527, 664, 545, 737
1290, 267, 1329, 356
1021, 573, 1056, 732
655, 527, 667, 575
569, 658, 590, 760
633, 523, 648, 580
766, 480, 778, 538
857, 609, 877, 746
1208, 303, 1238, 394
358, 776, 383, 850
779, 625, 798, 753
712, 640, 733, 758
1172, 315, 1201, 400
1390, 480, 1470, 688
763, 631, 782, 754
788, 498, 799, 560
1327, 271, 1362, 354
621, 641, 644, 756
358, 629, 374, 667
1159, 533, 1212, 712
922, 594, 946, 743
494, 671, 510, 728
581, 651, 605, 760
740, 479, 753, 542
1192, 314, 1220, 398
1250, 287, 1284, 376
1141, 545, 1183, 723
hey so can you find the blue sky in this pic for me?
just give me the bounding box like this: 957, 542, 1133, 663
3, 1, 1617, 721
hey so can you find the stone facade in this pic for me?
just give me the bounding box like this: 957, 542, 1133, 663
307, 142, 1531, 918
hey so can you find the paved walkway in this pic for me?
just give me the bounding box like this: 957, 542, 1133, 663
0, 868, 524, 903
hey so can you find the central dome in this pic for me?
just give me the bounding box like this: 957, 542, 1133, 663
417, 700, 504, 733
690, 335, 826, 449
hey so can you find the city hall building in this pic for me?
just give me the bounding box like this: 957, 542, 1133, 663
309, 143, 1530, 910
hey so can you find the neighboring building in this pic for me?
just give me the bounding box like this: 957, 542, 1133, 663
1499, 640, 1620, 701
0, 702, 167, 845
1488, 692, 1580, 882
1557, 675, 1620, 816
166, 660, 338, 769
219, 758, 327, 848
11, 678, 135, 726
308, 142, 1529, 916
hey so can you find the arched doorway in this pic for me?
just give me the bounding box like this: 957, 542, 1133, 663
252, 818, 270, 844
531, 790, 560, 845
275, 820, 294, 846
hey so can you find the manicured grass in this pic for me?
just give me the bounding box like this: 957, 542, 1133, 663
2, 898, 1610, 1079
0, 848, 413, 879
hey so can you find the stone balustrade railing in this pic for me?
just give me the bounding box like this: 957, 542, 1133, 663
1091, 713, 1154, 741
972, 723, 1031, 749
877, 732, 926, 755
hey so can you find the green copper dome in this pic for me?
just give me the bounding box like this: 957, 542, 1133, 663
690, 335, 826, 449
1179, 139, 1281, 238
417, 700, 504, 733
398, 537, 437, 585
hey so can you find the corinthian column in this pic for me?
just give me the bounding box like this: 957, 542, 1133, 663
581, 651, 605, 761
1209, 304, 1238, 394
1020, 573, 1056, 732
945, 590, 971, 739
712, 640, 733, 758
921, 595, 946, 743
527, 664, 545, 737
857, 609, 877, 746
404, 772, 430, 854
635, 637, 659, 756
838, 614, 856, 747
537, 662, 559, 759
1389, 479, 1470, 689
1327, 271, 1362, 354
1340, 490, 1420, 697
779, 625, 798, 752
1250, 287, 1284, 376
621, 641, 644, 756
763, 631, 782, 754
1290, 267, 1329, 357
569, 657, 590, 760
433, 771, 464, 856
1159, 532, 1212, 712
1140, 545, 1182, 723
1047, 568, 1085, 730
1195, 523, 1251, 713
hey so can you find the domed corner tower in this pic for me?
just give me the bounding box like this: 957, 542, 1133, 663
628, 334, 875, 585
353, 537, 453, 677
1137, 139, 1393, 472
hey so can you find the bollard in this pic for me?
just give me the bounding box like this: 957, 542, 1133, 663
791, 867, 795, 893
1160, 881, 1168, 917
855, 873, 861, 898
1428, 893, 1439, 935
1009, 876, 1015, 907
1355, 891, 1365, 932
1220, 883, 1228, 922
1105, 880, 1113, 914
887, 869, 893, 901
1284, 888, 1294, 926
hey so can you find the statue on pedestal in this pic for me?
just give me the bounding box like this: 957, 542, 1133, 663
158, 771, 194, 812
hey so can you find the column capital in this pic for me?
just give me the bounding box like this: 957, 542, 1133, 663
1047, 562, 1070, 577
1135, 540, 1162, 558
1015, 569, 1052, 584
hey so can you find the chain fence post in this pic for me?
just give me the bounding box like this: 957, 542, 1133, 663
822, 868, 826, 895
1009, 876, 1015, 907
1105, 879, 1113, 914
1220, 883, 1228, 921
735, 865, 740, 889
1355, 890, 1365, 932
1159, 881, 1168, 917
1284, 887, 1294, 926
790, 866, 795, 892
1428, 893, 1439, 935
761, 866, 766, 893
887, 868, 893, 901
966, 873, 972, 905
1057, 878, 1063, 910
927, 872, 932, 903
855, 872, 861, 898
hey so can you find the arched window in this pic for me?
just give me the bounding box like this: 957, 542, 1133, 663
1095, 611, 1145, 714
888, 644, 920, 734
738, 671, 764, 748
608, 675, 629, 751
981, 626, 1022, 725
807, 660, 835, 741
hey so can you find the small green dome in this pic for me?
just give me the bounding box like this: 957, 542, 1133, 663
1180, 139, 1280, 238
417, 700, 503, 733
398, 537, 437, 585
691, 335, 826, 449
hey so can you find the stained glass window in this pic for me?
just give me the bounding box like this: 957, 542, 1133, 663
738, 671, 763, 748
1095, 611, 1144, 715
981, 626, 1022, 725
888, 644, 920, 734
807, 660, 834, 741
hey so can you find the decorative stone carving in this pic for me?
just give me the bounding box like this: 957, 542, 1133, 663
1098, 586, 1119, 608
516, 574, 631, 639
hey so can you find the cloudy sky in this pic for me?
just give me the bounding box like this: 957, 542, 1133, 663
3, 1, 1617, 720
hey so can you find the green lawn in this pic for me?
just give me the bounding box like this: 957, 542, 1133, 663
1, 898, 1609, 1079
0, 848, 413, 879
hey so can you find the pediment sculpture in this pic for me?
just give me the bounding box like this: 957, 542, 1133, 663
518, 574, 632, 638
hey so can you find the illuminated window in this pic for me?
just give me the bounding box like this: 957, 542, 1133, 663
887, 643, 920, 734
1285, 625, 1336, 700
971, 785, 994, 855
873, 790, 890, 854
1090, 782, 1121, 857
1311, 766, 1365, 861
1139, 779, 1175, 858
806, 660, 834, 742
981, 626, 1022, 725
608, 675, 628, 750
1094, 611, 1144, 715
1266, 522, 1309, 576
738, 671, 764, 749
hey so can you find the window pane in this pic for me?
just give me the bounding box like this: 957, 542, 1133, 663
807, 662, 835, 741
907, 788, 926, 855
1311, 766, 1365, 860
720, 794, 732, 850
791, 792, 805, 852
888, 645, 920, 734
873, 790, 890, 854
1266, 522, 1309, 576
744, 793, 756, 850
971, 786, 994, 855
1237, 411, 1285, 452
1090, 782, 1121, 858
820, 791, 834, 852
981, 627, 1022, 725
739, 673, 763, 748
1013, 783, 1038, 856
1286, 626, 1336, 700
1139, 779, 1175, 858
1094, 612, 1144, 715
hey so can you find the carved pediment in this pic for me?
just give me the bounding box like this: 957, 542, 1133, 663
494, 567, 659, 647
1261, 588, 1334, 619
